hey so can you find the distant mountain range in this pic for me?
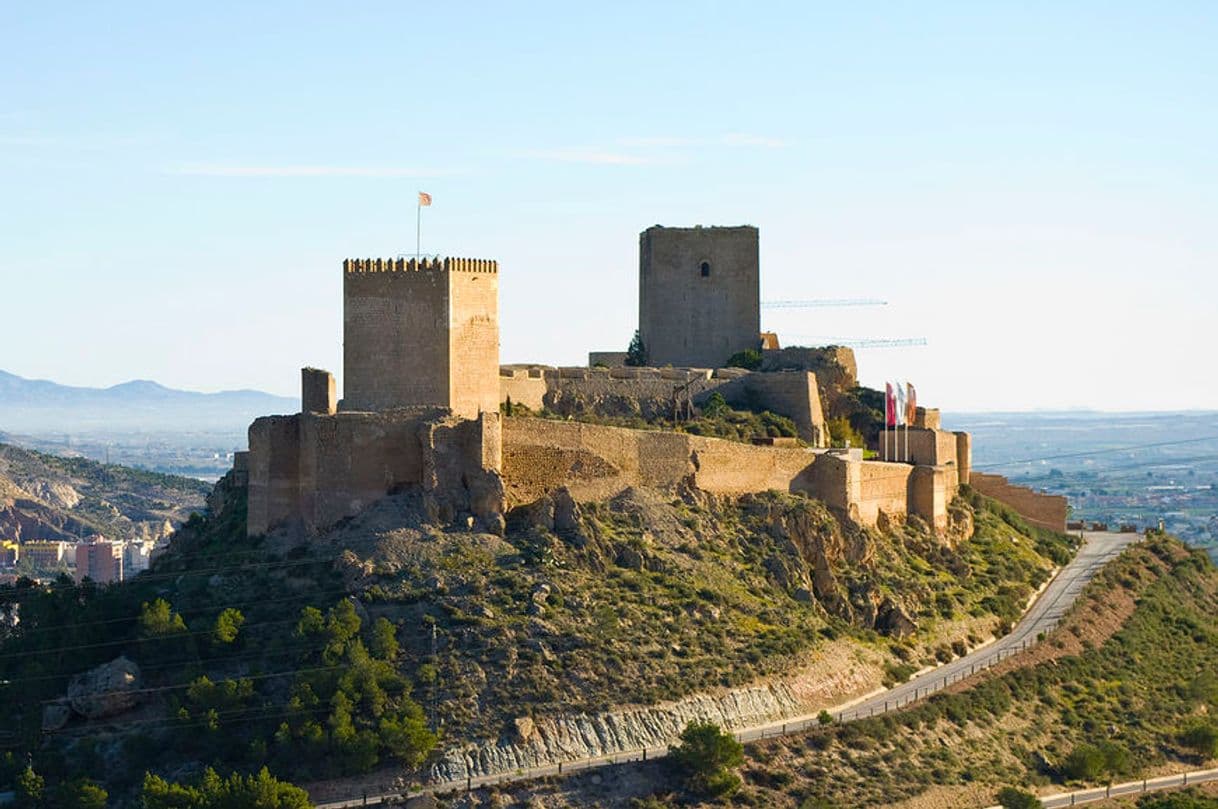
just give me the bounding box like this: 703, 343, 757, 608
0, 370, 297, 433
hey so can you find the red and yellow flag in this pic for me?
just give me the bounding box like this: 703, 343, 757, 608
418, 191, 432, 207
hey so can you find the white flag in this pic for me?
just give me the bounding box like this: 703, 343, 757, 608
895, 381, 906, 426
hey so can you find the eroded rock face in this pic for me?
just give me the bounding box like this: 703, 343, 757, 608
430, 681, 801, 783
67, 656, 142, 719
876, 597, 918, 638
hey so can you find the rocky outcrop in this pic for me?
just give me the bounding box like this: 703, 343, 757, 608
67, 656, 142, 719
429, 681, 801, 782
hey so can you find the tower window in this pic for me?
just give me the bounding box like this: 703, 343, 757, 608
700, 261, 711, 277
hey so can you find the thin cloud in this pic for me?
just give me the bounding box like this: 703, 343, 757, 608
523, 148, 656, 166
721, 133, 790, 148
169, 164, 456, 178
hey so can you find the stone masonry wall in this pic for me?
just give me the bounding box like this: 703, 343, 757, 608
639, 225, 760, 368
247, 408, 503, 536
498, 366, 826, 446
447, 267, 500, 418
969, 472, 1068, 533
855, 461, 912, 527
342, 257, 499, 418
501, 417, 819, 506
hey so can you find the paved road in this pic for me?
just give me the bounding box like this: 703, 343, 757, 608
316, 531, 1140, 808
982, 766, 1218, 807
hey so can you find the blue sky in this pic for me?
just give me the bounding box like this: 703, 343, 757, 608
2, 2, 1215, 411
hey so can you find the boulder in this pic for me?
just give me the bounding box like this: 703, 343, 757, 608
512, 716, 537, 744
876, 598, 918, 638
42, 701, 70, 731
68, 655, 142, 719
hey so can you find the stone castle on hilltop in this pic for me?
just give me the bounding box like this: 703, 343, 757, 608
231, 225, 1067, 539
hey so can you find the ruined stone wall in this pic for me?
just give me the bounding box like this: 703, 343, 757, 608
732, 371, 826, 447
246, 407, 503, 536
301, 368, 337, 415
247, 415, 302, 536
297, 410, 431, 533
969, 472, 1068, 533
498, 366, 826, 446
500, 369, 548, 411
342, 257, 499, 418
639, 225, 760, 368
501, 417, 817, 506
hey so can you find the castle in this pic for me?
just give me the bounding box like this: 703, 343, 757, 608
235, 226, 1067, 541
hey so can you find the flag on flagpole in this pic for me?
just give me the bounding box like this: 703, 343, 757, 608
418, 191, 432, 206
906, 382, 917, 425
885, 383, 897, 428
895, 381, 906, 427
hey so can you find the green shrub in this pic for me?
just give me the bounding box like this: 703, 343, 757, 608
1179, 721, 1218, 759
726, 349, 762, 370
997, 786, 1042, 808
668, 721, 745, 798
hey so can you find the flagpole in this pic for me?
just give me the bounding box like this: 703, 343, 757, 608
416, 195, 421, 261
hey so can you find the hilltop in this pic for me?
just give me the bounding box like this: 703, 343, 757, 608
0, 440, 208, 544
0, 474, 1076, 805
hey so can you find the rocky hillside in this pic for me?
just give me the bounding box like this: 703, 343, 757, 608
473, 533, 1218, 809
0, 441, 209, 543
0, 473, 1075, 805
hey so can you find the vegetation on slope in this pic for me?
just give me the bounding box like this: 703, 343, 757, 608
0, 440, 208, 544
0, 474, 1073, 805
499, 532, 1216, 808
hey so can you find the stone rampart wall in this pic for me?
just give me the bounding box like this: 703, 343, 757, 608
247, 409, 502, 536
855, 461, 912, 526
498, 367, 826, 446
501, 417, 818, 506
969, 472, 1068, 533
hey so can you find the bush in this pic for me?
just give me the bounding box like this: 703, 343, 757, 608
140, 767, 311, 808
626, 330, 648, 366
997, 786, 1043, 808
827, 417, 865, 449
1179, 721, 1218, 759
668, 721, 745, 798
725, 349, 762, 370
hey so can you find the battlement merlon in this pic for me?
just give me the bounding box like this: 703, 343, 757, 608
343, 257, 499, 274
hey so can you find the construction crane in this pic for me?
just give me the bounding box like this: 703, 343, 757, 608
761, 298, 887, 309
779, 335, 928, 349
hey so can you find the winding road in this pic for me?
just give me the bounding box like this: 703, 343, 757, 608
315, 531, 1141, 808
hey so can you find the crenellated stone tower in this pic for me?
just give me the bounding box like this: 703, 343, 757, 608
342, 257, 499, 418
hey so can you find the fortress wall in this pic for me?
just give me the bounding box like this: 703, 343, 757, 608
910, 465, 957, 533
247, 415, 302, 536
735, 371, 827, 447
297, 411, 429, 533
969, 472, 1068, 533
954, 432, 972, 485
685, 435, 820, 495
501, 418, 818, 505
500, 370, 548, 411
855, 461, 912, 526
302, 368, 337, 415
884, 428, 958, 467
499, 367, 826, 445
448, 269, 500, 418
343, 268, 451, 412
